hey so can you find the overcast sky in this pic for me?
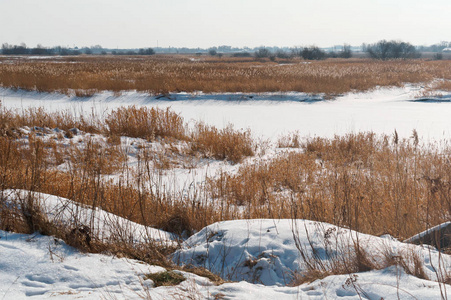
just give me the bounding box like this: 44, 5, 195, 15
1, 0, 450, 49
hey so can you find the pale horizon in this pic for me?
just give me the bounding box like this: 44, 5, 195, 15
1, 0, 451, 49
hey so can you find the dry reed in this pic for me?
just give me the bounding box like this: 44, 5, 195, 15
1, 104, 450, 286
207, 132, 451, 240
2, 56, 451, 96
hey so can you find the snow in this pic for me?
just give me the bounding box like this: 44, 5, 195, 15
0, 231, 165, 299
173, 219, 451, 286
1, 190, 450, 299
1, 86, 451, 298
2, 190, 176, 246
3, 84, 451, 142
1, 223, 450, 299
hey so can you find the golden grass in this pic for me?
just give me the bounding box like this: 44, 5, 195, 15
1, 106, 451, 286
2, 56, 451, 95
191, 123, 254, 164
2, 115, 449, 240
105, 106, 186, 141
0, 104, 255, 232
207, 133, 451, 240
0, 105, 450, 247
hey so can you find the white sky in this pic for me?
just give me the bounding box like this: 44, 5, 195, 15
1, 0, 450, 49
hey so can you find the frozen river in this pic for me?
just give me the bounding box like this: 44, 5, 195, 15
2, 85, 451, 142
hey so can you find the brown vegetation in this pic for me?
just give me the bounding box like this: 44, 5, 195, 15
191, 123, 254, 164
1, 103, 449, 241
1, 103, 450, 286
207, 132, 450, 240
0, 104, 254, 235
105, 106, 186, 141
2, 56, 451, 96
1, 103, 449, 240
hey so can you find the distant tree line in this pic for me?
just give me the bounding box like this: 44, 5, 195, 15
417, 41, 451, 52
233, 45, 352, 60
111, 48, 155, 55
2, 43, 83, 55
1, 43, 155, 56
362, 40, 420, 60
3, 40, 445, 60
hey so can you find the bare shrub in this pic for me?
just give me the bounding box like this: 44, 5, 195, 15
277, 132, 300, 148
191, 123, 254, 164
366, 40, 420, 60
106, 106, 186, 141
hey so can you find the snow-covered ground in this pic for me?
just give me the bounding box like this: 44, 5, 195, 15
173, 219, 451, 286
1, 194, 450, 299
0, 231, 166, 299
1, 222, 450, 299
2, 190, 176, 246
3, 85, 451, 141
1, 86, 451, 299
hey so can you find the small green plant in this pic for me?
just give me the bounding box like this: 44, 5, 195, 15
145, 271, 185, 287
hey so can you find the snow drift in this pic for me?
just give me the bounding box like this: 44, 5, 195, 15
2, 190, 176, 246
173, 219, 451, 286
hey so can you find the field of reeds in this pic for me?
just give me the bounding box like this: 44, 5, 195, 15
0, 55, 450, 295
209, 132, 451, 240
2, 55, 451, 96
1, 104, 449, 241
1, 101, 451, 291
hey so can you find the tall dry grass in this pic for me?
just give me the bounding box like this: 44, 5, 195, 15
1, 105, 451, 287
1, 101, 449, 241
0, 104, 255, 235
2, 56, 451, 95
191, 123, 254, 164
105, 106, 186, 141
206, 132, 451, 240
2, 103, 449, 240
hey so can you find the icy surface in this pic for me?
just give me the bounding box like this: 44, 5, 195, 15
3, 85, 451, 141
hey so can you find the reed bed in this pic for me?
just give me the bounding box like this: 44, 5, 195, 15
1, 102, 449, 240
0, 103, 255, 232
190, 123, 254, 164
1, 105, 451, 286
105, 106, 187, 141
206, 132, 451, 240
2, 56, 451, 95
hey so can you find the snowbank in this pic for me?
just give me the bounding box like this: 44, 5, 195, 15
2, 190, 176, 246
173, 219, 451, 286
1, 229, 450, 299
0, 231, 163, 299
